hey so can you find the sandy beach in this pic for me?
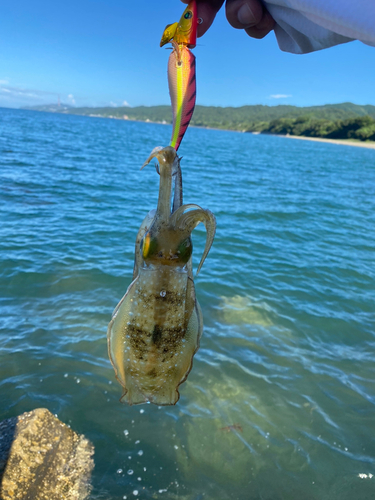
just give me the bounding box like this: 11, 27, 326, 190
282, 134, 375, 150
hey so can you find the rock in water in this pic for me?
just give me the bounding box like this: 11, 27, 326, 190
0, 408, 94, 500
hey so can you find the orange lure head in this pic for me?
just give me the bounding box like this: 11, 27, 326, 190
160, 0, 198, 49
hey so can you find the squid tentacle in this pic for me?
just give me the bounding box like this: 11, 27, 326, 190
173, 205, 216, 275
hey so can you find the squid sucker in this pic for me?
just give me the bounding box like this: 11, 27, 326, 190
107, 146, 216, 405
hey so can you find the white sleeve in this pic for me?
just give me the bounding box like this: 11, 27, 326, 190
262, 0, 375, 54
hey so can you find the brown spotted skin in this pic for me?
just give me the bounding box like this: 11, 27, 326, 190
107, 265, 202, 405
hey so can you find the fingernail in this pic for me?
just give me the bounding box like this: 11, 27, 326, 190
237, 3, 256, 26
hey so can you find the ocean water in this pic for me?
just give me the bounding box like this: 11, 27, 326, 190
1, 107, 375, 500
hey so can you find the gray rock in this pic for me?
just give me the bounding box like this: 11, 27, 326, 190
0, 408, 94, 500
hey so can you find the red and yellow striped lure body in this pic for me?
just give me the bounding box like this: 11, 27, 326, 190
168, 42, 196, 151
160, 0, 198, 151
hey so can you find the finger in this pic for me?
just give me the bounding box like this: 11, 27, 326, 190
245, 10, 275, 38
225, 0, 264, 29
181, 0, 225, 37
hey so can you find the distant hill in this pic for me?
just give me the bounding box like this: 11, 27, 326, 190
22, 102, 375, 126
21, 102, 375, 141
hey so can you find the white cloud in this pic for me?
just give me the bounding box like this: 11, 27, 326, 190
0, 79, 9, 85
0, 85, 50, 99
270, 94, 292, 99
108, 100, 131, 107
67, 94, 76, 105
0, 83, 61, 108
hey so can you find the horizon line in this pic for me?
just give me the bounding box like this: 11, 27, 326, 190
5, 101, 375, 111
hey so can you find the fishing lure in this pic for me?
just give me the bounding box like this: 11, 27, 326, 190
160, 0, 198, 151
160, 0, 197, 48
107, 146, 216, 405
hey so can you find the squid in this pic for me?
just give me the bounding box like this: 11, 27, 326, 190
160, 0, 198, 151
107, 146, 216, 405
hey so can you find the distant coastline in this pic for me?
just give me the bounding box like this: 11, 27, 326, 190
280, 134, 375, 150
15, 102, 375, 147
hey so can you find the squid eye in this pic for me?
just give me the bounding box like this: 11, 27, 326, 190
142, 234, 158, 259
184, 11, 192, 19
177, 238, 192, 263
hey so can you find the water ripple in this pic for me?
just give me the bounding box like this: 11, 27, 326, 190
1, 108, 375, 499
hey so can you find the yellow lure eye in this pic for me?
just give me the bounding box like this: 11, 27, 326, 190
184, 11, 192, 19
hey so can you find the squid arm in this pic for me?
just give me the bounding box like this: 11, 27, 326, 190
142, 148, 215, 275
170, 204, 216, 275
172, 160, 183, 213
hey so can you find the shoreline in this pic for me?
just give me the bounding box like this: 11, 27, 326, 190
279, 133, 375, 150
12, 107, 375, 149
101, 117, 375, 150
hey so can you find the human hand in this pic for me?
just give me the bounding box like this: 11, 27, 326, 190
181, 0, 275, 39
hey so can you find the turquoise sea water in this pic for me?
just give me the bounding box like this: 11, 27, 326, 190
1, 107, 375, 499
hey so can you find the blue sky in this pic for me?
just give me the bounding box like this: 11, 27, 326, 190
1, 0, 374, 109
